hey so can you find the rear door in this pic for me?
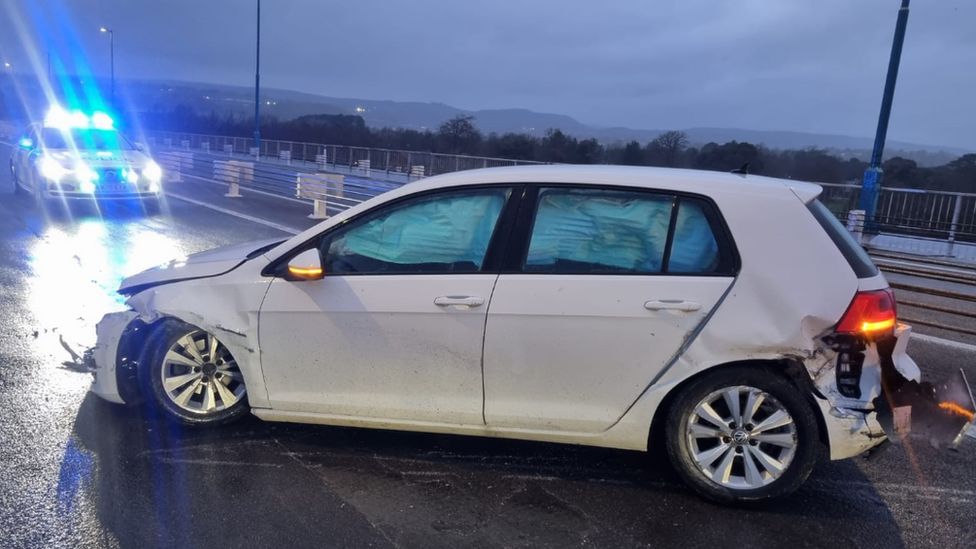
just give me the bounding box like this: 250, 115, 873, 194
483, 185, 738, 433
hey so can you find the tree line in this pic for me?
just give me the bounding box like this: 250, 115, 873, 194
140, 107, 975, 193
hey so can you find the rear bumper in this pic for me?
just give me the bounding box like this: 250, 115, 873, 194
817, 323, 975, 459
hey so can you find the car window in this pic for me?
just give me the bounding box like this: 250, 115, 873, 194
322, 188, 510, 274
524, 188, 673, 274
667, 199, 721, 273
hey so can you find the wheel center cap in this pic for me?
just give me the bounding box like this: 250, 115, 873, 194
202, 363, 217, 377
732, 430, 750, 444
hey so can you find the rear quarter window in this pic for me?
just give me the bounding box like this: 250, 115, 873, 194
807, 199, 879, 278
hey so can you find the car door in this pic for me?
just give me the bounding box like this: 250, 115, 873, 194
258, 186, 516, 425
483, 185, 738, 433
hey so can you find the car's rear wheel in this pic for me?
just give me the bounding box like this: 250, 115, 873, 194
665, 367, 821, 504
144, 320, 249, 426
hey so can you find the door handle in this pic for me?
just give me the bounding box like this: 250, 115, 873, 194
434, 296, 485, 308
644, 300, 702, 312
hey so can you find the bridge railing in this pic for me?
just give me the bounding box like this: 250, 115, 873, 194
145, 130, 543, 184
819, 182, 976, 244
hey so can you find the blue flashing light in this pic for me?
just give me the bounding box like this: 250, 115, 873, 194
18, 137, 34, 149
43, 106, 116, 131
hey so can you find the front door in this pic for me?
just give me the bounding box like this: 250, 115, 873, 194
259, 186, 514, 424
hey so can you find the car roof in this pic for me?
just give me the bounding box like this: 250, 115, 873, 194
402, 164, 823, 203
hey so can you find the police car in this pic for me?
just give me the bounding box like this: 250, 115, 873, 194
10, 107, 163, 206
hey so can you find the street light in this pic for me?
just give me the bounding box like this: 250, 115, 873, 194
253, 0, 262, 155
99, 26, 115, 104
859, 0, 911, 226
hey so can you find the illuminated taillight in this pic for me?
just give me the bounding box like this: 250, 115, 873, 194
835, 289, 897, 335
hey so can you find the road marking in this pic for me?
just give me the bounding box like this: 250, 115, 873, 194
910, 332, 976, 353
165, 191, 302, 235
156, 457, 283, 468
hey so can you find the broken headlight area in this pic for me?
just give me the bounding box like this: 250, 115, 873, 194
823, 324, 975, 449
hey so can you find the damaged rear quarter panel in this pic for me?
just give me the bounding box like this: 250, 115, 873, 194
124, 257, 276, 408
643, 186, 890, 459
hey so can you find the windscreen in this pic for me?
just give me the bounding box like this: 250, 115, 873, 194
40, 128, 136, 151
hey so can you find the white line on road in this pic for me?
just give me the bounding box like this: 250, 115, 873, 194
181, 173, 313, 205
910, 332, 976, 353
165, 191, 302, 235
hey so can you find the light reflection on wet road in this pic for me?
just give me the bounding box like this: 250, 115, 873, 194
0, 145, 974, 548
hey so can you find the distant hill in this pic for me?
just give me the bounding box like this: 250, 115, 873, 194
2, 75, 969, 166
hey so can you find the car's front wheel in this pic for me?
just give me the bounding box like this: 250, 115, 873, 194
665, 366, 821, 504
144, 321, 249, 426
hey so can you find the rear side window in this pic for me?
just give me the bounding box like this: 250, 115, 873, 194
807, 199, 879, 278
522, 187, 736, 275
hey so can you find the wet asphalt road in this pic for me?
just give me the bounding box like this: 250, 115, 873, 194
0, 147, 975, 548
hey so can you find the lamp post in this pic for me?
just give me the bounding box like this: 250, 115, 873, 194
253, 0, 262, 155
99, 26, 115, 104
859, 0, 911, 225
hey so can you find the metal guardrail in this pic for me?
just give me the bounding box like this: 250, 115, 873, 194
146, 130, 544, 183
821, 182, 976, 244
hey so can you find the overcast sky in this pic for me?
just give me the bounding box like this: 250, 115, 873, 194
2, 0, 974, 149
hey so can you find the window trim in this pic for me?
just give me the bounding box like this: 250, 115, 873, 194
506, 183, 740, 277
262, 184, 523, 278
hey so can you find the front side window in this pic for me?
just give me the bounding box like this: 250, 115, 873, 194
525, 188, 673, 274
322, 188, 510, 274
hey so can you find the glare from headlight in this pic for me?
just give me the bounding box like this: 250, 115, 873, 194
143, 160, 162, 183
124, 168, 139, 184
76, 163, 100, 184
39, 157, 69, 182
79, 179, 96, 193
148, 181, 160, 193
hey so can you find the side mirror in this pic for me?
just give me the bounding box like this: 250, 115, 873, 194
286, 249, 324, 280
18, 137, 33, 150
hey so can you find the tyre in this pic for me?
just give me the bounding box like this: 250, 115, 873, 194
142, 320, 249, 426
664, 366, 821, 504
10, 162, 20, 194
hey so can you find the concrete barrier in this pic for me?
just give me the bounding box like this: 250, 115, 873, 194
296, 172, 345, 219
213, 159, 254, 198
157, 151, 194, 182
356, 159, 371, 177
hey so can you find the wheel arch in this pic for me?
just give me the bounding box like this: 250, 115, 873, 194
647, 358, 829, 455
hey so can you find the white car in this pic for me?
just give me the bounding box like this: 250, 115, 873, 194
89, 165, 921, 503
10, 109, 163, 206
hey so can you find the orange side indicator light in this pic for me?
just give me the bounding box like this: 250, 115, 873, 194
288, 266, 323, 278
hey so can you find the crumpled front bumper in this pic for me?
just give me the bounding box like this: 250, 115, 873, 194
89, 310, 141, 404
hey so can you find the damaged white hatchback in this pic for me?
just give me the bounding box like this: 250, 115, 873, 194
87, 165, 972, 503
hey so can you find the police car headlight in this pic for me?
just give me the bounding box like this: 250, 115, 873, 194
142, 160, 162, 183
39, 157, 69, 182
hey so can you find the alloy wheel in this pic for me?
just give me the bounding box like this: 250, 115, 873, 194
159, 330, 246, 415
685, 385, 798, 490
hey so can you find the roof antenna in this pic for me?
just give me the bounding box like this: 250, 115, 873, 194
731, 163, 749, 176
